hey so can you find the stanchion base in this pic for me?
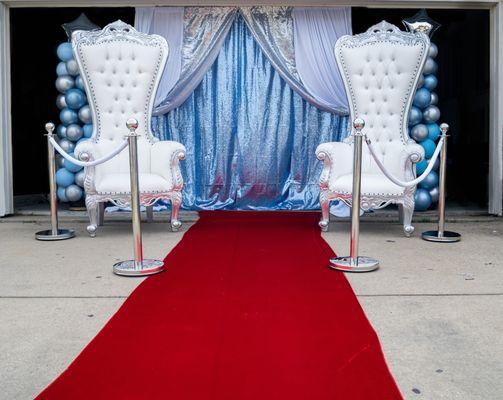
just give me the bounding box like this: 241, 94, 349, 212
422, 230, 461, 243
113, 259, 165, 277
35, 228, 75, 241
329, 256, 379, 272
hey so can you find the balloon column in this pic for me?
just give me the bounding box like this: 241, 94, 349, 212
403, 10, 442, 211
53, 15, 99, 204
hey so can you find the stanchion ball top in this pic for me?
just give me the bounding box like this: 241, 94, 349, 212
353, 118, 365, 131
45, 122, 55, 133
126, 118, 139, 131
439, 123, 449, 133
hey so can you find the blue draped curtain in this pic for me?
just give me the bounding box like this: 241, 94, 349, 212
152, 14, 349, 210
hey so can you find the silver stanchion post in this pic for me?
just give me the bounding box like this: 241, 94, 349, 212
422, 123, 461, 243
35, 122, 75, 241
113, 118, 165, 276
329, 118, 379, 272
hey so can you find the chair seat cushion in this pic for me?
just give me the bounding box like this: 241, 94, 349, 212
95, 173, 172, 194
331, 173, 404, 196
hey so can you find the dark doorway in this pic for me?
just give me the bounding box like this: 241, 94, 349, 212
353, 8, 490, 208
10, 8, 134, 196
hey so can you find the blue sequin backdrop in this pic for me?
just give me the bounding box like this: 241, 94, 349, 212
152, 15, 349, 210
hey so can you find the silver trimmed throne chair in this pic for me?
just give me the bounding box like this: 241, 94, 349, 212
316, 21, 429, 236
72, 21, 186, 237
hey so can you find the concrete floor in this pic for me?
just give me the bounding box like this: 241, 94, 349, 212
0, 214, 502, 399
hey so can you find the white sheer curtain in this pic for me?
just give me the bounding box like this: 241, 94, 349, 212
293, 7, 351, 114
135, 7, 184, 109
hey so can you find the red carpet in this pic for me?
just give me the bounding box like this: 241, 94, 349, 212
37, 212, 402, 399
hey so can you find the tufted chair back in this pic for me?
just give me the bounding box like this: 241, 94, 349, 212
335, 21, 429, 179
72, 20, 168, 178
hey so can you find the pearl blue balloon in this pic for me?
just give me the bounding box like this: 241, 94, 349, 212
416, 158, 428, 175
423, 75, 438, 91
415, 188, 432, 211
56, 125, 67, 139
423, 58, 438, 75
59, 108, 79, 126
57, 187, 68, 202
63, 153, 83, 173
65, 88, 87, 110
57, 42, 73, 62
75, 75, 85, 91
409, 107, 423, 126
427, 123, 440, 141
83, 124, 93, 138
55, 168, 75, 188
419, 170, 439, 190
56, 62, 68, 76
421, 139, 436, 159
413, 88, 431, 109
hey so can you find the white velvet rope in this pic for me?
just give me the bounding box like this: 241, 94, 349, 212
49, 136, 129, 167
365, 136, 444, 188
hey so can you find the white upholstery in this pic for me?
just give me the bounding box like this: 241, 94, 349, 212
72, 21, 186, 235
316, 21, 429, 236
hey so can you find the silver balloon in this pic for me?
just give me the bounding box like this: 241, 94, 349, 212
410, 124, 429, 142
416, 74, 424, 88
423, 105, 441, 123
59, 138, 75, 153
429, 186, 439, 203
423, 58, 438, 75
65, 59, 80, 76
75, 170, 86, 188
55, 75, 75, 93
430, 92, 438, 105
65, 184, 83, 202
78, 105, 92, 124
56, 155, 65, 168
65, 124, 84, 141
428, 43, 438, 58
56, 94, 67, 109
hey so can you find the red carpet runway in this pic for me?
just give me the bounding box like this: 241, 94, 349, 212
37, 211, 402, 399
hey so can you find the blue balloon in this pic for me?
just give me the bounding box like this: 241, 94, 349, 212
419, 170, 439, 190
55, 168, 75, 188
83, 124, 93, 138
57, 187, 68, 202
59, 108, 79, 126
412, 88, 431, 109
56, 42, 74, 62
415, 188, 432, 211
421, 139, 436, 159
423, 75, 438, 91
416, 158, 428, 175
408, 107, 423, 126
75, 75, 85, 91
65, 88, 87, 110
427, 123, 440, 141
56, 62, 68, 76
56, 125, 67, 139
63, 153, 83, 173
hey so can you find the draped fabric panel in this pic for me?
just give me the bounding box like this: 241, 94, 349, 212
293, 7, 352, 113
152, 15, 349, 210
135, 7, 184, 108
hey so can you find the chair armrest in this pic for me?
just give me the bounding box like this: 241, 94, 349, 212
74, 140, 101, 162
151, 141, 186, 191
403, 141, 425, 164
315, 142, 352, 189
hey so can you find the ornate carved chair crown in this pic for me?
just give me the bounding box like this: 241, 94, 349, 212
316, 21, 430, 236
73, 20, 186, 236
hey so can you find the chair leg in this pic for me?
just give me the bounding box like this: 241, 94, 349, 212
97, 202, 105, 226
170, 193, 182, 232
402, 202, 415, 237
319, 195, 330, 232
85, 196, 99, 237
146, 205, 154, 223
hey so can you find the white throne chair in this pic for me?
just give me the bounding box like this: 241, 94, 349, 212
316, 21, 429, 236
72, 21, 186, 237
